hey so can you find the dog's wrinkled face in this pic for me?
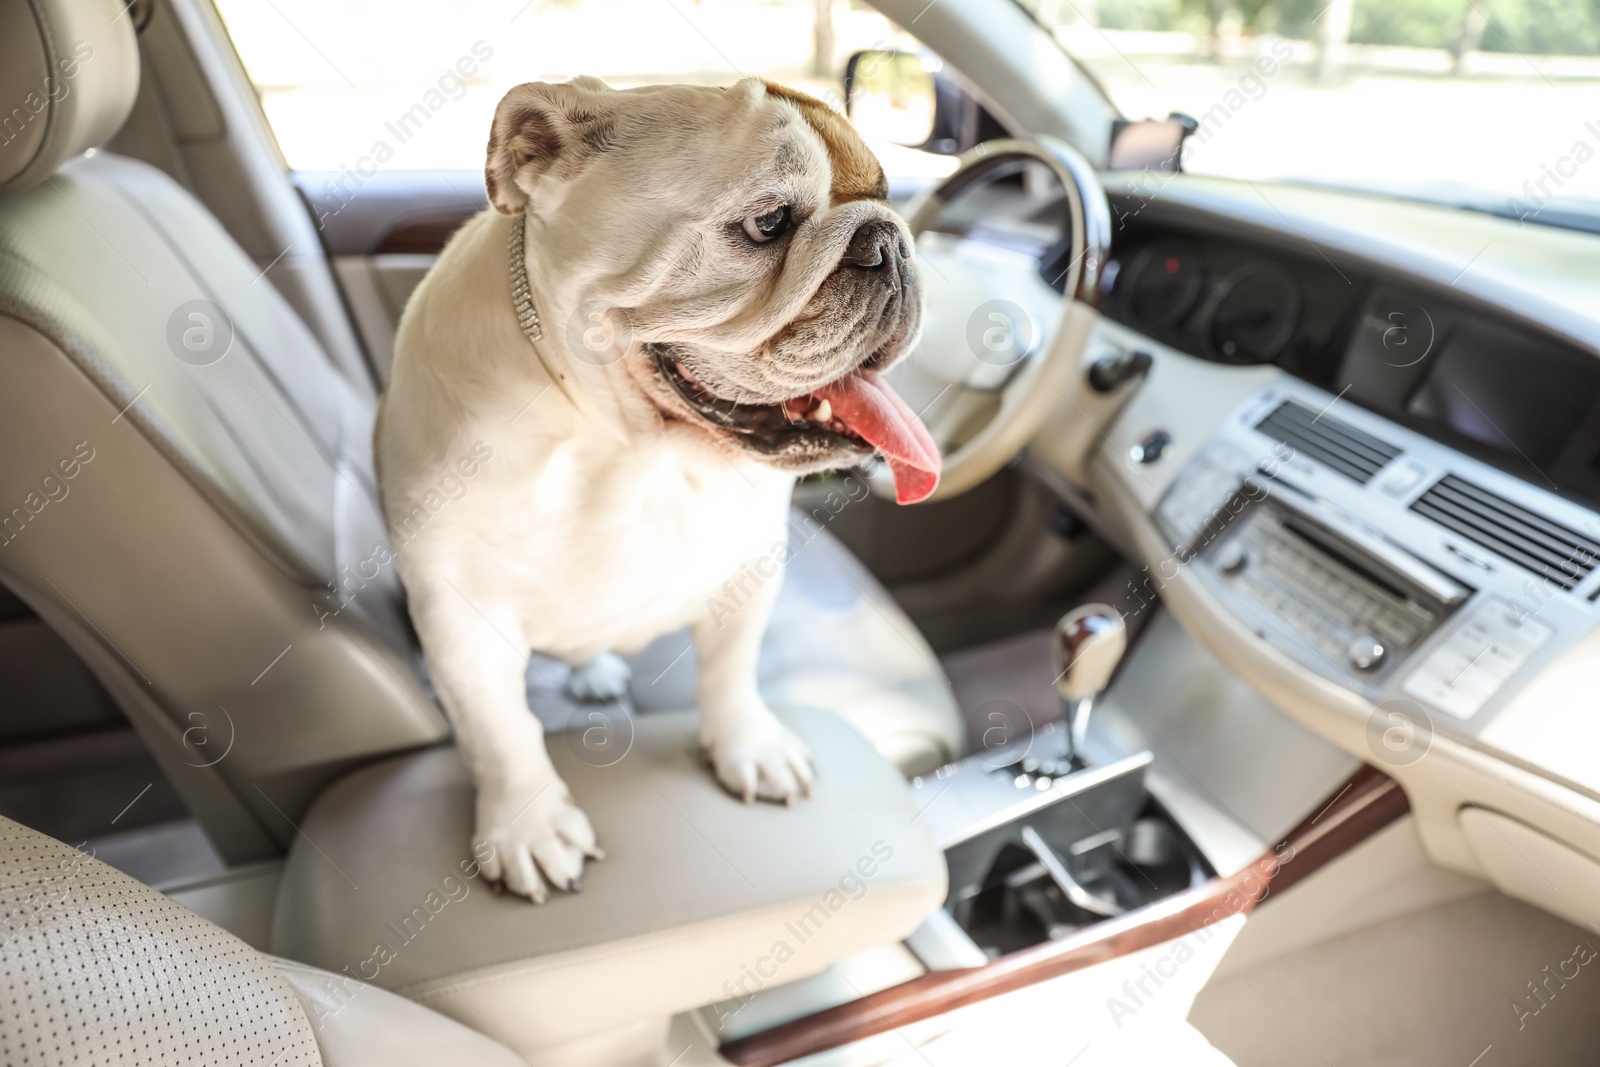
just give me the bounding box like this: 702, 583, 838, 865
486, 76, 938, 503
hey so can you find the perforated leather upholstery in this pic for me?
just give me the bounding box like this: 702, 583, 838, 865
0, 816, 531, 1067
0, 817, 323, 1066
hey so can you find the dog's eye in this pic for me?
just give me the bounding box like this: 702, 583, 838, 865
742, 206, 792, 244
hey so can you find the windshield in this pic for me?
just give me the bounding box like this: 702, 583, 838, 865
1017, 0, 1600, 232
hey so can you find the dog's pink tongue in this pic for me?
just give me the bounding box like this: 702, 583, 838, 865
814, 371, 940, 505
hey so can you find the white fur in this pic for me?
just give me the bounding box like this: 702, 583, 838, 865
377, 78, 918, 902
566, 652, 634, 702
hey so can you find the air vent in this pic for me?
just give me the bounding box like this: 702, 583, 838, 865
1254, 400, 1401, 484
1411, 475, 1600, 590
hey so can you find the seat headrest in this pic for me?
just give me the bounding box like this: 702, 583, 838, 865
0, 0, 140, 194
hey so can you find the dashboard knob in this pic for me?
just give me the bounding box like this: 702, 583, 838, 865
1129, 430, 1173, 464
1347, 634, 1386, 671
1217, 543, 1249, 574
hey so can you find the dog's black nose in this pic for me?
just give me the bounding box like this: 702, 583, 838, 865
841, 220, 909, 271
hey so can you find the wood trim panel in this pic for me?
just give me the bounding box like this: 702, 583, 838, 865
372, 213, 476, 255
719, 764, 1408, 1067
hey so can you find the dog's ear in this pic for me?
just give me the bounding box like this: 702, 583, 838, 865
485, 78, 617, 215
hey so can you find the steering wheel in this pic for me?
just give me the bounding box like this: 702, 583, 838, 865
870, 137, 1111, 503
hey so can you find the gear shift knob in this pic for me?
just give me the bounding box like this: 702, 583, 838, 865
1052, 604, 1127, 765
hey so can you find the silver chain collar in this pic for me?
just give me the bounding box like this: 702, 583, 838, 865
508, 212, 543, 343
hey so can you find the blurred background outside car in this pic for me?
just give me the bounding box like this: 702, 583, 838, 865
216, 0, 1600, 228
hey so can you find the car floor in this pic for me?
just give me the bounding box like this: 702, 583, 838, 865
1191, 889, 1600, 1066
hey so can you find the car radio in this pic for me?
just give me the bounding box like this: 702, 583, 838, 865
1149, 384, 1600, 732
1207, 485, 1467, 681
1158, 442, 1471, 692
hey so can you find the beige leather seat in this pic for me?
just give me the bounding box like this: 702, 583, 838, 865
0, 814, 530, 1067
0, 0, 961, 865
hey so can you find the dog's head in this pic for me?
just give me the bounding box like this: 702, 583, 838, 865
486, 77, 939, 504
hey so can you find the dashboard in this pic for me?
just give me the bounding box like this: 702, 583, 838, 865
922, 166, 1600, 782
1028, 175, 1600, 933
1080, 187, 1600, 753
911, 155, 1600, 937
1103, 216, 1600, 513
1042, 176, 1600, 798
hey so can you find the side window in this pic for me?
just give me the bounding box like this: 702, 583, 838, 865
213, 0, 958, 180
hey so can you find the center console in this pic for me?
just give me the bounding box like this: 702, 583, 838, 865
906, 605, 1210, 959
714, 596, 1403, 1067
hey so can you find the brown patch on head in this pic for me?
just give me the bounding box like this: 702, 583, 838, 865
762, 82, 889, 205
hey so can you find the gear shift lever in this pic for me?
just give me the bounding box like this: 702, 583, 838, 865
1052, 604, 1127, 768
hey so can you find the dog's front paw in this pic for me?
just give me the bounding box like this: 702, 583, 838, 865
567, 652, 633, 702
704, 713, 815, 805
475, 778, 602, 903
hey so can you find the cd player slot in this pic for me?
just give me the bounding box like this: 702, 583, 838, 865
1204, 485, 1471, 679
1265, 484, 1470, 608
1278, 518, 1415, 604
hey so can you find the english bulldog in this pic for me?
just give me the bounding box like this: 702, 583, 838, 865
376, 76, 939, 902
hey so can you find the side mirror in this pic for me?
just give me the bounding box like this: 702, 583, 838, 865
844, 49, 969, 155
844, 50, 938, 149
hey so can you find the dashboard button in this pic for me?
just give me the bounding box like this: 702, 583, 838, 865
1377, 460, 1430, 498
1400, 597, 1555, 719
1347, 634, 1386, 671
